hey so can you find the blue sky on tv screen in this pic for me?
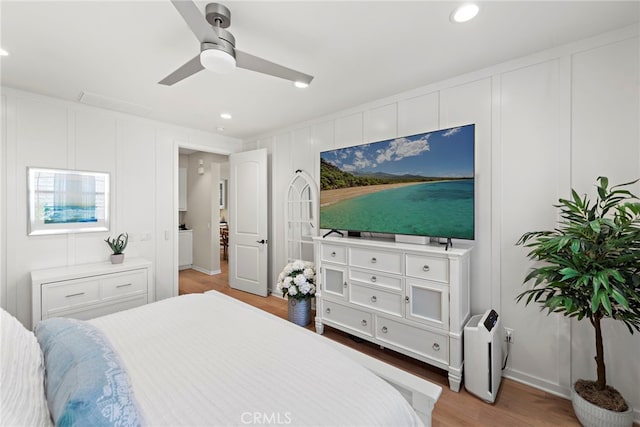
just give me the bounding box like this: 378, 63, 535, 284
321, 124, 474, 177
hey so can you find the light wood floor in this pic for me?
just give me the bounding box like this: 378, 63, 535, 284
179, 256, 584, 426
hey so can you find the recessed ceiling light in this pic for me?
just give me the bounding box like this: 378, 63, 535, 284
451, 3, 479, 23
220, 113, 232, 120
0, 48, 9, 56
294, 81, 309, 89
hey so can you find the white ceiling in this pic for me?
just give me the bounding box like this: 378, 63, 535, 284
1, 1, 638, 140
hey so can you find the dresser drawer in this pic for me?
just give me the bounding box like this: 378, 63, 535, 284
349, 283, 403, 317
322, 300, 373, 336
42, 278, 101, 314
321, 244, 347, 264
350, 268, 402, 290
46, 296, 147, 321
406, 254, 449, 283
350, 248, 402, 274
375, 316, 449, 365
100, 270, 147, 301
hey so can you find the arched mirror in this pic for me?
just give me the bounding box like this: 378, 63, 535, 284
285, 170, 318, 263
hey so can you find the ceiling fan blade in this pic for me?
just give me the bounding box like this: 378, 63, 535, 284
170, 0, 219, 43
235, 50, 313, 85
159, 54, 204, 86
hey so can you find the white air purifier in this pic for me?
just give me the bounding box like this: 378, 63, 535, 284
464, 309, 502, 403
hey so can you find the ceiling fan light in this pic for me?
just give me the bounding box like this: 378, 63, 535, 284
200, 49, 236, 74
294, 81, 309, 89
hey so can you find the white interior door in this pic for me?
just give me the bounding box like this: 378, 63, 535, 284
229, 148, 268, 296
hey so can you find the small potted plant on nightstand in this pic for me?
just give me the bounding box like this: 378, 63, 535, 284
516, 177, 639, 427
277, 260, 316, 326
105, 232, 129, 264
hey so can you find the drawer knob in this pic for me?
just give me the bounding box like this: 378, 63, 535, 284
361, 320, 367, 326
423, 265, 430, 272
432, 343, 440, 351
343, 281, 348, 288
371, 276, 377, 282
331, 251, 336, 257
371, 257, 377, 264
381, 326, 388, 333
371, 296, 377, 303
405, 296, 410, 303
325, 307, 331, 314
65, 292, 85, 298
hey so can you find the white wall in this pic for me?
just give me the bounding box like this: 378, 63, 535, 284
0, 87, 242, 327
246, 25, 640, 419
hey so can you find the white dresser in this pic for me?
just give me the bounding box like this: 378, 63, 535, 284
313, 236, 471, 391
31, 257, 153, 327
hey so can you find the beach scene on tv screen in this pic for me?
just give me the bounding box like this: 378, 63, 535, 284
320, 124, 475, 239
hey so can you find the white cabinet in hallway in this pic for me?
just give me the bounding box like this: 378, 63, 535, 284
179, 229, 193, 269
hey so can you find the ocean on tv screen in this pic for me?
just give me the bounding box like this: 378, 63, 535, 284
320, 179, 474, 239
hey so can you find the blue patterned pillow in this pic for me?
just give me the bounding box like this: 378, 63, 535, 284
35, 317, 144, 427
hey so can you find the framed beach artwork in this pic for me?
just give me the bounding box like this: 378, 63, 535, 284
27, 167, 110, 236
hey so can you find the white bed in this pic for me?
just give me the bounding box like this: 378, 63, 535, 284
2, 291, 441, 426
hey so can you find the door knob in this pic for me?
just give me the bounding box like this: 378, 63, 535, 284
256, 239, 268, 244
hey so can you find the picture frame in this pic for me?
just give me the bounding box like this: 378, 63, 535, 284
27, 167, 110, 235
219, 179, 226, 209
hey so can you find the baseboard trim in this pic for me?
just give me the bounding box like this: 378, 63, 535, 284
191, 265, 222, 276
502, 368, 570, 399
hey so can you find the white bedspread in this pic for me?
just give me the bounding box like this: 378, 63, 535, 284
89, 292, 424, 427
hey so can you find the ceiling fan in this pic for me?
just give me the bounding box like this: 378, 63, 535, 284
159, 1, 314, 87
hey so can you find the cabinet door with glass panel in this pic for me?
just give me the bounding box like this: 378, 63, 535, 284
404, 278, 450, 330
285, 170, 318, 264
320, 264, 349, 300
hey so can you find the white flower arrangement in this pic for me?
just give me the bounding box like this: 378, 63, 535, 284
277, 260, 316, 301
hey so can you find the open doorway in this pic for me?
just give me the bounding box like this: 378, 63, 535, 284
177, 147, 230, 295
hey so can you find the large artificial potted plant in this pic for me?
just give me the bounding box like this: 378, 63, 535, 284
516, 177, 639, 427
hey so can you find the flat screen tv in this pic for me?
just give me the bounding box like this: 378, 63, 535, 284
320, 124, 475, 240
